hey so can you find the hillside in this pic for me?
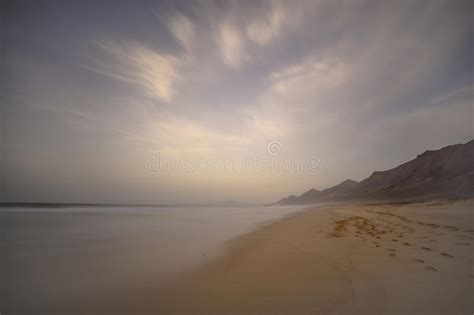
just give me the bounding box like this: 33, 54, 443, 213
277, 140, 474, 205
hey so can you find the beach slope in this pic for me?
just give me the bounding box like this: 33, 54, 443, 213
168, 199, 474, 314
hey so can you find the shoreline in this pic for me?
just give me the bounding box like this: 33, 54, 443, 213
1, 204, 306, 314
6, 200, 472, 314
156, 199, 474, 314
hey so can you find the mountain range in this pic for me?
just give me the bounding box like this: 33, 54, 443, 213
277, 140, 474, 205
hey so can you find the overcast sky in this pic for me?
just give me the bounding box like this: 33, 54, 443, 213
1, 0, 473, 204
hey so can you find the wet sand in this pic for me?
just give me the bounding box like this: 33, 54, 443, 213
158, 199, 474, 314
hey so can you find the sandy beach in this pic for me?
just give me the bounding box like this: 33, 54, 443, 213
156, 199, 474, 314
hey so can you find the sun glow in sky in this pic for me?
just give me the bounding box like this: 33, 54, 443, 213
1, 0, 473, 204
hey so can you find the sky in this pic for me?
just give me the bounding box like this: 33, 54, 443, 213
1, 0, 473, 204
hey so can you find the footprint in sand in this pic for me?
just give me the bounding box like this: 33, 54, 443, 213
425, 266, 437, 271
413, 259, 424, 263
421, 247, 432, 251
391, 239, 399, 242
440, 252, 453, 258
387, 248, 396, 252
389, 253, 396, 257
454, 242, 471, 246
429, 239, 437, 243
403, 242, 412, 246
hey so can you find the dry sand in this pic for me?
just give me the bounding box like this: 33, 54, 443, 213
155, 199, 474, 314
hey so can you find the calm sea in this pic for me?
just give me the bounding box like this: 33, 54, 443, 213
1, 205, 304, 311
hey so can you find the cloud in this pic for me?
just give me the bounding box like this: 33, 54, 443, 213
253, 56, 351, 128
247, 5, 287, 45
217, 23, 249, 69
364, 92, 473, 165
270, 57, 350, 92
227, 55, 353, 155
167, 13, 195, 52
6, 0, 473, 203
146, 117, 250, 157
430, 85, 473, 106
238, 55, 355, 160
93, 41, 184, 103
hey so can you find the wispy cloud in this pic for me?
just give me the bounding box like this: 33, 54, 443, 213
247, 4, 287, 46
217, 23, 249, 69
92, 41, 184, 103
364, 91, 473, 163
167, 13, 195, 52
145, 117, 250, 157
5, 0, 473, 202
270, 57, 350, 93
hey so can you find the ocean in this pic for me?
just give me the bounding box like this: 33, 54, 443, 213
1, 204, 304, 311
